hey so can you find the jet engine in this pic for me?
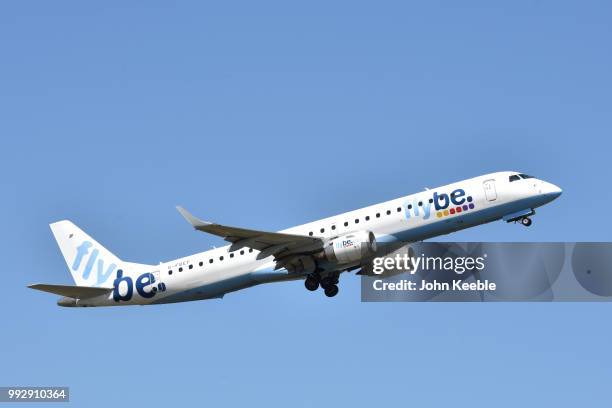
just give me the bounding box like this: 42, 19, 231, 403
323, 231, 377, 264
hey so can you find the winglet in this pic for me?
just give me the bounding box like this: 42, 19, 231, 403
176, 206, 212, 229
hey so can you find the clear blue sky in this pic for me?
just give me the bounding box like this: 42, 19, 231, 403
1, 1, 611, 406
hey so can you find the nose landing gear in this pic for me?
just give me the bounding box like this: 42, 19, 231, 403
504, 209, 536, 227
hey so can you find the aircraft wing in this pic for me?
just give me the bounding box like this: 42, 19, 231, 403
176, 206, 324, 260
28, 284, 113, 299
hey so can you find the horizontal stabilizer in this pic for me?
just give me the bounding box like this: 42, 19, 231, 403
28, 283, 113, 299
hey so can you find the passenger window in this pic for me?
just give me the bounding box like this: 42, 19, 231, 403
179, 267, 183, 272
168, 270, 173, 275
189, 264, 193, 269
365, 216, 370, 221
376, 213, 380, 218
386, 210, 391, 215
240, 250, 244, 255
199, 261, 203, 266
355, 219, 359, 224
309, 231, 313, 236
331, 225, 336, 230
249, 248, 253, 253
344, 221, 349, 227
230, 253, 234, 258
396, 207, 401, 212
209, 259, 213, 264
219, 256, 224, 261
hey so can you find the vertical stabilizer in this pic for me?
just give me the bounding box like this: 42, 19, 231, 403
50, 220, 125, 287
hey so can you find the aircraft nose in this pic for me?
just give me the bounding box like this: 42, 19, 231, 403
542, 181, 562, 201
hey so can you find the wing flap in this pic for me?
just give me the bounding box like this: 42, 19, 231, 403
28, 284, 113, 299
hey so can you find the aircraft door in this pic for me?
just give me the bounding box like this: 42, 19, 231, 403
483, 179, 497, 201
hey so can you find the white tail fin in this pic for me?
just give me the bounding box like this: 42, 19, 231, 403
50, 220, 152, 287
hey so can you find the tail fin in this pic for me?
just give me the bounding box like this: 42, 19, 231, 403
50, 220, 150, 287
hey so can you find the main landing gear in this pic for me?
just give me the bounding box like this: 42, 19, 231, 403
321, 276, 339, 297
304, 275, 319, 291
304, 274, 339, 297
520, 217, 532, 227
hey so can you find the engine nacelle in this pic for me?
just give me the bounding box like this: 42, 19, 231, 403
324, 231, 377, 264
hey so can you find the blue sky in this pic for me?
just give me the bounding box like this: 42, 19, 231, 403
1, 1, 611, 406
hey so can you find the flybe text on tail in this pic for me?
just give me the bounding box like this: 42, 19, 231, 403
72, 241, 117, 286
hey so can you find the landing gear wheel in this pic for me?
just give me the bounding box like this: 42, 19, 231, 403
320, 277, 334, 288
304, 276, 319, 291
324, 284, 339, 297
521, 217, 532, 227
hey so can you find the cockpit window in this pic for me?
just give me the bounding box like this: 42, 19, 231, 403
519, 174, 534, 179
509, 175, 521, 182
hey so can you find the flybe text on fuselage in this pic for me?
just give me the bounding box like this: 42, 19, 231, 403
405, 188, 475, 220
113, 270, 167, 302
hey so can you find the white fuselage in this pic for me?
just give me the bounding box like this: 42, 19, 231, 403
72, 171, 562, 306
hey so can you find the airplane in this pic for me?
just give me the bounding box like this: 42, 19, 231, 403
29, 171, 562, 306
